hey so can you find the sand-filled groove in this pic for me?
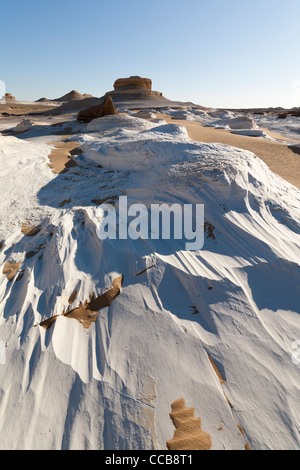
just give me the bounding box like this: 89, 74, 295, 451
36, 275, 124, 330
166, 398, 212, 450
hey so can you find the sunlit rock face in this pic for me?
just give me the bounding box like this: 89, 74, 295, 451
108, 76, 163, 98
113, 76, 152, 91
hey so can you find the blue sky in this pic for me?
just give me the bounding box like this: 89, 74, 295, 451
1, 0, 300, 108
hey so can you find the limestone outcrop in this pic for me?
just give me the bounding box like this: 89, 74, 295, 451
113, 76, 152, 91
166, 398, 212, 450
77, 95, 118, 123
107, 76, 162, 98
49, 75, 191, 117
55, 90, 85, 102
5, 93, 16, 101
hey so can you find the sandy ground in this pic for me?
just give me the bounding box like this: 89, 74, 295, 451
47, 140, 81, 174
37, 275, 123, 330
166, 398, 212, 450
157, 114, 300, 189
1, 106, 300, 450
2, 262, 20, 281
45, 112, 300, 188
0, 102, 58, 115
1, 103, 299, 188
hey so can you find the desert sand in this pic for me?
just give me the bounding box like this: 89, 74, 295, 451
2, 262, 20, 281
166, 398, 212, 450
38, 275, 123, 330
47, 140, 81, 174
41, 111, 300, 188
2, 91, 299, 189
0, 102, 58, 116
21, 221, 41, 237
157, 113, 300, 189
1, 78, 300, 451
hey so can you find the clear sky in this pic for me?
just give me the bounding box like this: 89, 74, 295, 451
1, 0, 300, 108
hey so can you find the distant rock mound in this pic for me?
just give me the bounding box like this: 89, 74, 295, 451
36, 92, 94, 104
108, 75, 163, 99
77, 95, 118, 123
277, 113, 288, 119
45, 96, 101, 115
76, 75, 166, 122
5, 93, 16, 101
36, 97, 49, 103
45, 76, 202, 115
277, 110, 300, 119
54, 90, 89, 102
114, 76, 152, 91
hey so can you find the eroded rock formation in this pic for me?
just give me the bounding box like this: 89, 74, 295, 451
108, 75, 163, 99
113, 76, 152, 91
5, 93, 16, 101
77, 95, 118, 123
166, 398, 212, 450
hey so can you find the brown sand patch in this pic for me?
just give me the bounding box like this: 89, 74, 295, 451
21, 221, 41, 237
207, 354, 234, 408
2, 262, 20, 281
39, 315, 60, 330
157, 113, 300, 189
208, 355, 226, 385
68, 289, 78, 304
224, 394, 234, 409
207, 354, 233, 408
166, 398, 212, 450
0, 102, 58, 116
206, 354, 251, 448
237, 424, 251, 450
37, 275, 123, 330
47, 141, 80, 174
